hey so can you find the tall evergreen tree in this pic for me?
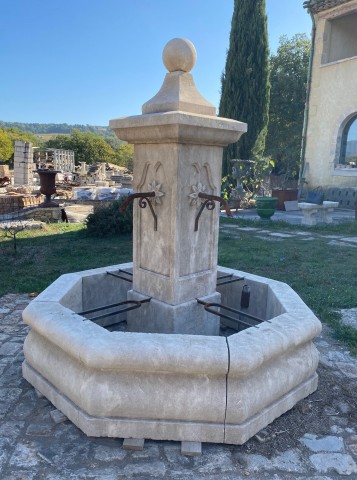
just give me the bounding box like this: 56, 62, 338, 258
219, 0, 270, 176
265, 34, 311, 179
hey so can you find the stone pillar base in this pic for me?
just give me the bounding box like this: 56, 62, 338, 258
127, 290, 221, 336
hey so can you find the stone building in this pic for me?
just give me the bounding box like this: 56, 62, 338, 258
302, 0, 357, 199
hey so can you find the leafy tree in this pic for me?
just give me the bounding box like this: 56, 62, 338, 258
112, 144, 134, 171
265, 34, 311, 180
45, 130, 114, 165
0, 130, 13, 161
219, 0, 270, 176
104, 134, 125, 151
0, 128, 41, 163
5, 127, 39, 146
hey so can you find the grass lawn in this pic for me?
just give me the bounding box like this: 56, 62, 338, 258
0, 223, 132, 296
1, 218, 356, 353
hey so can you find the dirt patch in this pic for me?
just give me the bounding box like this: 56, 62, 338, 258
235, 363, 357, 458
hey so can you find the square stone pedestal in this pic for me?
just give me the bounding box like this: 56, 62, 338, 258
127, 290, 221, 335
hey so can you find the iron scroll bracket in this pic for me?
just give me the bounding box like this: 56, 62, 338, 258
194, 193, 232, 231
120, 192, 157, 231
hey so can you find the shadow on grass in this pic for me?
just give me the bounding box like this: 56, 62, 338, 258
0, 225, 132, 297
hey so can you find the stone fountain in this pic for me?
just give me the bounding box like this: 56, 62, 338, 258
22, 38, 321, 452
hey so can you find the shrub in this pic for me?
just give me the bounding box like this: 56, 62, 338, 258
85, 197, 133, 237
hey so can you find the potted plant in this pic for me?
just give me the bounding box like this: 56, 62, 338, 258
255, 181, 278, 220
221, 174, 244, 212
231, 158, 277, 218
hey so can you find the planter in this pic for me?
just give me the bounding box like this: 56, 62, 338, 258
37, 169, 60, 207
272, 189, 298, 211
255, 196, 278, 219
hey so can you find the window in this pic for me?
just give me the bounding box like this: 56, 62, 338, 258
322, 12, 357, 64
340, 115, 357, 166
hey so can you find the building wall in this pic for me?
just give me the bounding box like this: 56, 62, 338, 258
304, 0, 357, 189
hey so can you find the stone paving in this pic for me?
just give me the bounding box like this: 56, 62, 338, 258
0, 292, 357, 479
220, 223, 357, 249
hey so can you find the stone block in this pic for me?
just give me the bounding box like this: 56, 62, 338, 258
226, 340, 319, 425
31, 273, 83, 312
127, 290, 220, 335
22, 360, 226, 443
225, 375, 318, 445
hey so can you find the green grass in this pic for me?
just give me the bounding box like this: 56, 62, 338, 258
219, 217, 357, 354
1, 219, 356, 354
0, 223, 132, 296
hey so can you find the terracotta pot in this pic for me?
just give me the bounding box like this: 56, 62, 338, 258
272, 189, 298, 211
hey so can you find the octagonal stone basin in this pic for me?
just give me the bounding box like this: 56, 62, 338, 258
22, 263, 321, 445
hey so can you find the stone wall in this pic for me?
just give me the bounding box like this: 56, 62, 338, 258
323, 186, 357, 209
21, 207, 61, 223
0, 195, 42, 215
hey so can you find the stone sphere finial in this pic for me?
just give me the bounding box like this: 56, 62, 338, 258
162, 38, 197, 73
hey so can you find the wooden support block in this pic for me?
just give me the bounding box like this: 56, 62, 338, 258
122, 438, 145, 451
181, 441, 202, 456
50, 409, 68, 424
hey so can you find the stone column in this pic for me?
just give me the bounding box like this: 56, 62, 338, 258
110, 38, 247, 335
80, 162, 87, 175
13, 140, 33, 185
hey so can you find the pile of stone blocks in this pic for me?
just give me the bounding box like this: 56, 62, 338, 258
13, 141, 34, 186
0, 194, 42, 215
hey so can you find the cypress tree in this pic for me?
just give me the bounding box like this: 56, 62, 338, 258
219, 0, 270, 176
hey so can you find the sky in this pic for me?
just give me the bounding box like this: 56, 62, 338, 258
1, 0, 312, 126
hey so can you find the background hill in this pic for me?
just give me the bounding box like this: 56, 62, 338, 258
0, 121, 112, 138
0, 122, 133, 170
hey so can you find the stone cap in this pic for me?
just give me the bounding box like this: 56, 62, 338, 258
142, 38, 216, 116
110, 111, 247, 146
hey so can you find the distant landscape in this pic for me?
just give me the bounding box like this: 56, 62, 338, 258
0, 121, 112, 138
0, 121, 133, 169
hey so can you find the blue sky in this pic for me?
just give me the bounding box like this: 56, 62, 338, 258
1, 0, 312, 126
